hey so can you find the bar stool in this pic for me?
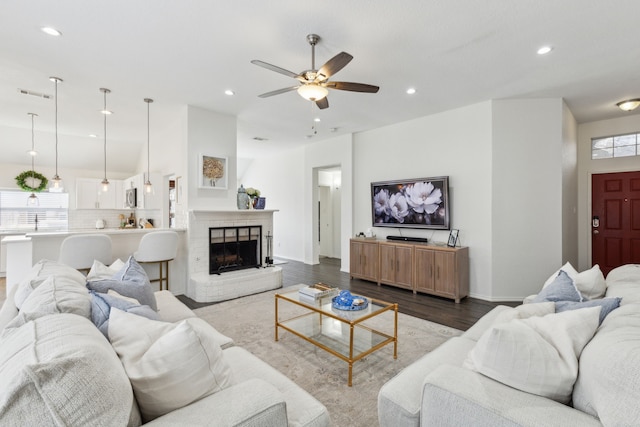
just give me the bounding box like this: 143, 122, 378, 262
58, 234, 112, 274
134, 231, 178, 291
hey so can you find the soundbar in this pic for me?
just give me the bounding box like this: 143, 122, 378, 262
386, 235, 429, 243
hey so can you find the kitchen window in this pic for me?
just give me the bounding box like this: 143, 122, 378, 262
0, 190, 69, 231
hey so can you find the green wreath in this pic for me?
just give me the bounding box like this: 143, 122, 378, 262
16, 170, 48, 192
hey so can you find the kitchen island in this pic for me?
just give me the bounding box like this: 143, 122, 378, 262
2, 227, 187, 295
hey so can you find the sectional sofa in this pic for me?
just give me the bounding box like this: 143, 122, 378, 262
378, 263, 640, 426
0, 258, 330, 427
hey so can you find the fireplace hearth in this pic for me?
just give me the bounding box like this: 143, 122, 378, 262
209, 226, 262, 274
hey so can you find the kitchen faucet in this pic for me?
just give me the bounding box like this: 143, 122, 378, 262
34, 214, 38, 231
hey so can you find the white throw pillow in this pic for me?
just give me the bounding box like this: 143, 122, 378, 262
542, 262, 578, 288
14, 259, 87, 309
86, 259, 125, 281
465, 307, 601, 404
5, 275, 91, 330
573, 264, 606, 300
492, 302, 555, 324
108, 308, 235, 422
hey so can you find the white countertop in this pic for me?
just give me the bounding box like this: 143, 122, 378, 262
22, 227, 185, 238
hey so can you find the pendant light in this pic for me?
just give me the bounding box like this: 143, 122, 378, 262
27, 113, 39, 206
49, 77, 64, 192
99, 88, 111, 192
143, 98, 153, 194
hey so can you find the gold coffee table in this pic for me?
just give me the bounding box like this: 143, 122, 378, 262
275, 289, 398, 386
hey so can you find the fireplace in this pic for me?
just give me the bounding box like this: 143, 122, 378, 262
209, 226, 262, 274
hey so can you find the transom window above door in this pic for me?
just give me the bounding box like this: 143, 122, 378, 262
592, 133, 639, 159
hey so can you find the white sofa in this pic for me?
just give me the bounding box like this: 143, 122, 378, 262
0, 259, 330, 427
378, 264, 640, 427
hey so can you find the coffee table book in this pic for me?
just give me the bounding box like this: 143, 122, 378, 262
298, 283, 339, 300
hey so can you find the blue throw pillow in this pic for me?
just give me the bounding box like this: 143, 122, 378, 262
87, 256, 157, 311
555, 297, 622, 325
533, 270, 583, 303
89, 290, 159, 337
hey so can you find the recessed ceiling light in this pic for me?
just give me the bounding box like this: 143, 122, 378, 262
537, 46, 553, 55
224, 89, 235, 96
89, 134, 98, 138
41, 27, 62, 36
406, 88, 417, 95
100, 110, 113, 115
314, 117, 321, 122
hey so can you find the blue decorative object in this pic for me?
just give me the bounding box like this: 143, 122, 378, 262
332, 290, 369, 311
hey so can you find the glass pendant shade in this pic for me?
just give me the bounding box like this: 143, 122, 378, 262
297, 84, 328, 101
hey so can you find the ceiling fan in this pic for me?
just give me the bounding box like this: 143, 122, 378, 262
251, 34, 379, 109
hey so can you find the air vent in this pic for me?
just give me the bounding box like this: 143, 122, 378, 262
17, 89, 53, 99
253, 137, 269, 141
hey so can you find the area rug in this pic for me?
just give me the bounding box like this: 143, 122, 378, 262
194, 286, 462, 427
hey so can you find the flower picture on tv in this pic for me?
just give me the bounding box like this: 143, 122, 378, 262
371, 176, 450, 230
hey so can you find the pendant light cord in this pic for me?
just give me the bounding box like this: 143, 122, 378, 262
54, 79, 59, 176
30, 113, 35, 173
103, 89, 108, 181
147, 100, 150, 180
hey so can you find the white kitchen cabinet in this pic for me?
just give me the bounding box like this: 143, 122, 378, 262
76, 178, 123, 209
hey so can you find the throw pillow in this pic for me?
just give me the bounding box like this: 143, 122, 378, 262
108, 308, 235, 422
532, 270, 583, 303
492, 302, 556, 325
86, 256, 157, 311
89, 291, 159, 338
465, 307, 600, 404
86, 259, 125, 281
573, 264, 607, 300
556, 297, 621, 325
0, 314, 139, 426
14, 259, 87, 309
5, 275, 91, 330
542, 261, 578, 288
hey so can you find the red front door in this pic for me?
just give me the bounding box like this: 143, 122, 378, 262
592, 171, 640, 276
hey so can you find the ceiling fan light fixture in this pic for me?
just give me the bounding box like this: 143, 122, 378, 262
297, 84, 328, 101
616, 99, 640, 112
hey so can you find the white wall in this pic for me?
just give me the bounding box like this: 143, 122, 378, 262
354, 102, 494, 298
561, 102, 579, 267
240, 146, 306, 261
491, 99, 568, 299
576, 113, 640, 271
185, 106, 237, 211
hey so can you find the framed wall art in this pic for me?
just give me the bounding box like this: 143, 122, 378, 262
198, 154, 227, 189
447, 229, 459, 247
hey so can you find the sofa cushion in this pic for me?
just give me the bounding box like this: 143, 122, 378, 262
465, 307, 600, 404
532, 270, 583, 303
14, 259, 87, 309
555, 297, 621, 325
5, 275, 91, 330
573, 264, 607, 300
572, 302, 640, 425
0, 313, 140, 426
89, 290, 159, 338
87, 256, 157, 311
108, 308, 235, 422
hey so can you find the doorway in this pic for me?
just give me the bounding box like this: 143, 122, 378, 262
591, 171, 640, 276
317, 167, 342, 260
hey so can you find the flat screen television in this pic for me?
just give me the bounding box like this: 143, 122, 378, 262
371, 176, 450, 230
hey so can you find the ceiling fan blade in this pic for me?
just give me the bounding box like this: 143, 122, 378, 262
317, 52, 353, 80
315, 97, 329, 109
251, 60, 300, 79
326, 81, 379, 93
258, 86, 300, 98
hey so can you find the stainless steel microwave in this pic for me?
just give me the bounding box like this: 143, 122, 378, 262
126, 188, 137, 208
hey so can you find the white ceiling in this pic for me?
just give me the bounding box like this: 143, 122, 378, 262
1, 1, 640, 174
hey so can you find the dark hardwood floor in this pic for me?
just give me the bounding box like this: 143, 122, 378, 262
179, 257, 520, 331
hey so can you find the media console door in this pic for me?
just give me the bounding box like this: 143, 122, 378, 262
349, 239, 379, 282
379, 242, 413, 290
